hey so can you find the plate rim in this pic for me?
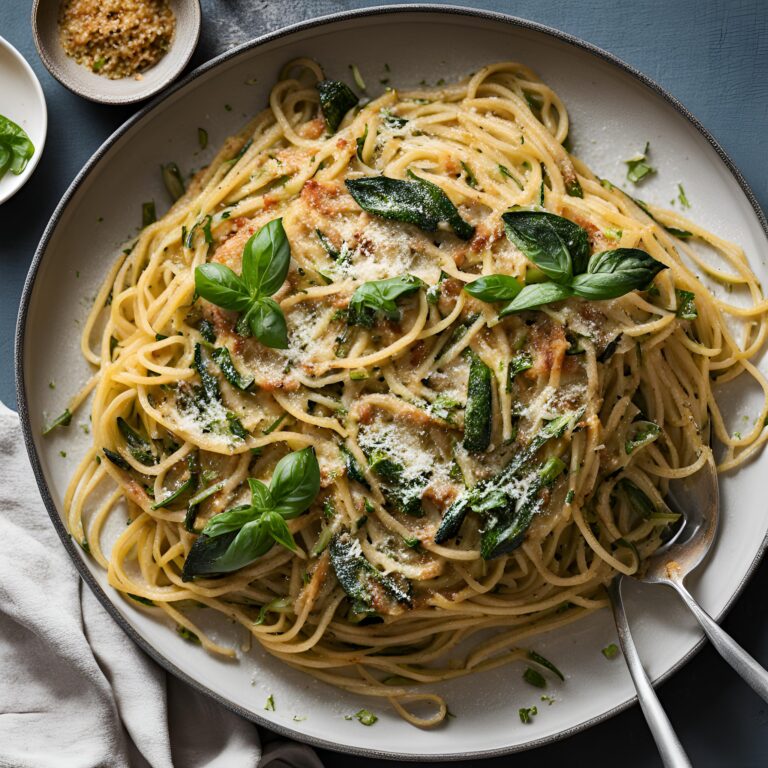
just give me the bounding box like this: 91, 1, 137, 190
14, 3, 768, 761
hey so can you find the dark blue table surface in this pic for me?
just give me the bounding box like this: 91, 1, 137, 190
3, 1, 768, 765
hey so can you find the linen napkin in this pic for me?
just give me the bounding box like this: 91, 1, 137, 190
0, 401, 324, 768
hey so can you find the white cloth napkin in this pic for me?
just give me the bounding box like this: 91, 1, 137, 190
0, 402, 324, 768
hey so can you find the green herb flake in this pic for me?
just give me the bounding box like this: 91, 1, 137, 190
350, 708, 378, 726
264, 694, 275, 711
519, 705, 538, 724
675, 289, 697, 320
625, 143, 655, 184
461, 161, 478, 189
602, 643, 620, 660
678, 183, 690, 209
198, 127, 208, 150
349, 64, 366, 91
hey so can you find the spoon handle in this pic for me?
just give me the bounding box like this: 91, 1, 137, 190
670, 578, 768, 703
607, 577, 692, 768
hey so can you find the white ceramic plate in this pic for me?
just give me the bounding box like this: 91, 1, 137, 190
0, 35, 47, 204
16, 6, 768, 761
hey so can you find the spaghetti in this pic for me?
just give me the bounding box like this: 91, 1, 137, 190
61, 59, 768, 726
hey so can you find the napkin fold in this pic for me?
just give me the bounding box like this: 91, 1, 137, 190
0, 402, 323, 768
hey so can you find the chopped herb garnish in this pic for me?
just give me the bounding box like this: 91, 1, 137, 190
677, 183, 690, 209
675, 289, 697, 320
42, 409, 72, 435
349, 64, 366, 91
461, 161, 478, 188
527, 650, 565, 681
198, 127, 208, 149
602, 643, 619, 659
262, 413, 287, 435
349, 708, 378, 726
625, 142, 655, 184
264, 694, 275, 711
161, 162, 185, 201
519, 706, 538, 724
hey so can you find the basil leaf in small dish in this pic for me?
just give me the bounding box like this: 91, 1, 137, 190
0, 114, 35, 180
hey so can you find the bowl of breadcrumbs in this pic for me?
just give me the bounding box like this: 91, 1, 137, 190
32, 0, 201, 104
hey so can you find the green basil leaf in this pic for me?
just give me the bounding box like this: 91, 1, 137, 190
241, 218, 291, 298
502, 208, 589, 280
248, 477, 274, 511
0, 114, 34, 180
345, 173, 475, 240
499, 282, 573, 315
348, 274, 425, 327
206, 518, 274, 573
194, 263, 251, 311
269, 446, 321, 518
571, 248, 666, 300
316, 80, 359, 132
464, 274, 523, 303
263, 510, 298, 552
202, 504, 257, 538
247, 297, 288, 349
181, 531, 237, 579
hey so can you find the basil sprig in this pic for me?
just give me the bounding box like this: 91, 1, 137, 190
348, 274, 425, 327
194, 218, 290, 348
316, 80, 359, 132
345, 172, 475, 240
182, 447, 320, 580
465, 208, 666, 314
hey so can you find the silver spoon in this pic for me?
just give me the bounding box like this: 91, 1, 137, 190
607, 452, 768, 767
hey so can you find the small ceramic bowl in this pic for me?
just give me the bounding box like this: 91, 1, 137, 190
31, 0, 201, 105
0, 36, 47, 205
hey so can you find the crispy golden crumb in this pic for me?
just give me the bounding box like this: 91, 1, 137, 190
58, 0, 175, 80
